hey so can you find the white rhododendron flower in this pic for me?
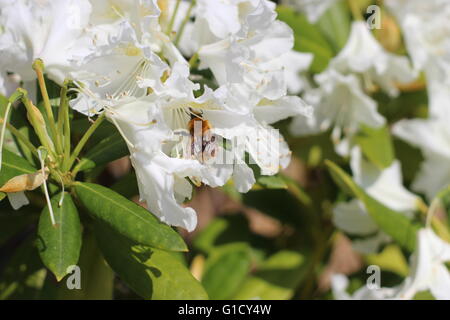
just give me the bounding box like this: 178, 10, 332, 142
393, 118, 450, 200
281, 51, 314, 94
398, 228, 450, 300
194, 0, 302, 102
106, 93, 235, 231
333, 147, 419, 253
62, 0, 310, 231
331, 21, 417, 97
332, 228, 450, 300
386, 0, 450, 201
386, 0, 450, 116
386, 0, 450, 85
290, 69, 384, 155
0, 0, 93, 84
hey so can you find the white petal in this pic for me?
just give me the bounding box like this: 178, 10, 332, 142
331, 21, 416, 97
254, 96, 312, 125
131, 152, 199, 232
331, 274, 352, 300
352, 232, 391, 255
333, 200, 378, 236
429, 264, 450, 300
7, 191, 29, 210
350, 147, 419, 212
232, 163, 256, 193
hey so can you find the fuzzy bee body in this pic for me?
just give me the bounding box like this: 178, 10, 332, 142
186, 113, 218, 164
172, 110, 219, 187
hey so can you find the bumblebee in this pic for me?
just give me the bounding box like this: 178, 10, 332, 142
187, 112, 217, 163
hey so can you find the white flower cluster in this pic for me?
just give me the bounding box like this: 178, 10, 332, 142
290, 19, 417, 155
284, 0, 450, 300
0, 0, 311, 231
387, 0, 450, 200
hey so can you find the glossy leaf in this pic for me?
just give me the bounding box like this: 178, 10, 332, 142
317, 0, 351, 51
76, 132, 129, 172
40, 231, 114, 300
256, 175, 288, 190
325, 160, 420, 251
95, 222, 208, 300
111, 171, 139, 198
366, 245, 409, 277
37, 193, 82, 281
233, 251, 306, 300
355, 125, 395, 169
201, 244, 252, 299
0, 149, 36, 187
74, 182, 187, 252
194, 215, 268, 253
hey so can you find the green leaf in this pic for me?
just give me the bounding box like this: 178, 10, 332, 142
256, 175, 288, 189
0, 192, 5, 202
111, 171, 139, 198
393, 138, 424, 184
277, 6, 334, 73
76, 132, 129, 172
355, 125, 395, 169
74, 182, 187, 252
232, 251, 306, 300
40, 231, 114, 300
0, 235, 46, 300
317, 0, 351, 52
193, 215, 272, 261
201, 244, 252, 299
37, 193, 82, 281
0, 149, 36, 187
365, 245, 409, 277
325, 160, 420, 251
95, 222, 208, 300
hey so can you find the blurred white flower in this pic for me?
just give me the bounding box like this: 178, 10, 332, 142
397, 228, 450, 300
393, 118, 450, 200
332, 228, 450, 300
386, 0, 450, 116
331, 21, 417, 97
333, 147, 419, 253
386, 0, 450, 82
290, 69, 384, 155
0, 71, 20, 97
331, 273, 400, 300
281, 51, 313, 94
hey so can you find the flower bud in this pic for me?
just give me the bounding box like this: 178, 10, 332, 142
0, 169, 48, 193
